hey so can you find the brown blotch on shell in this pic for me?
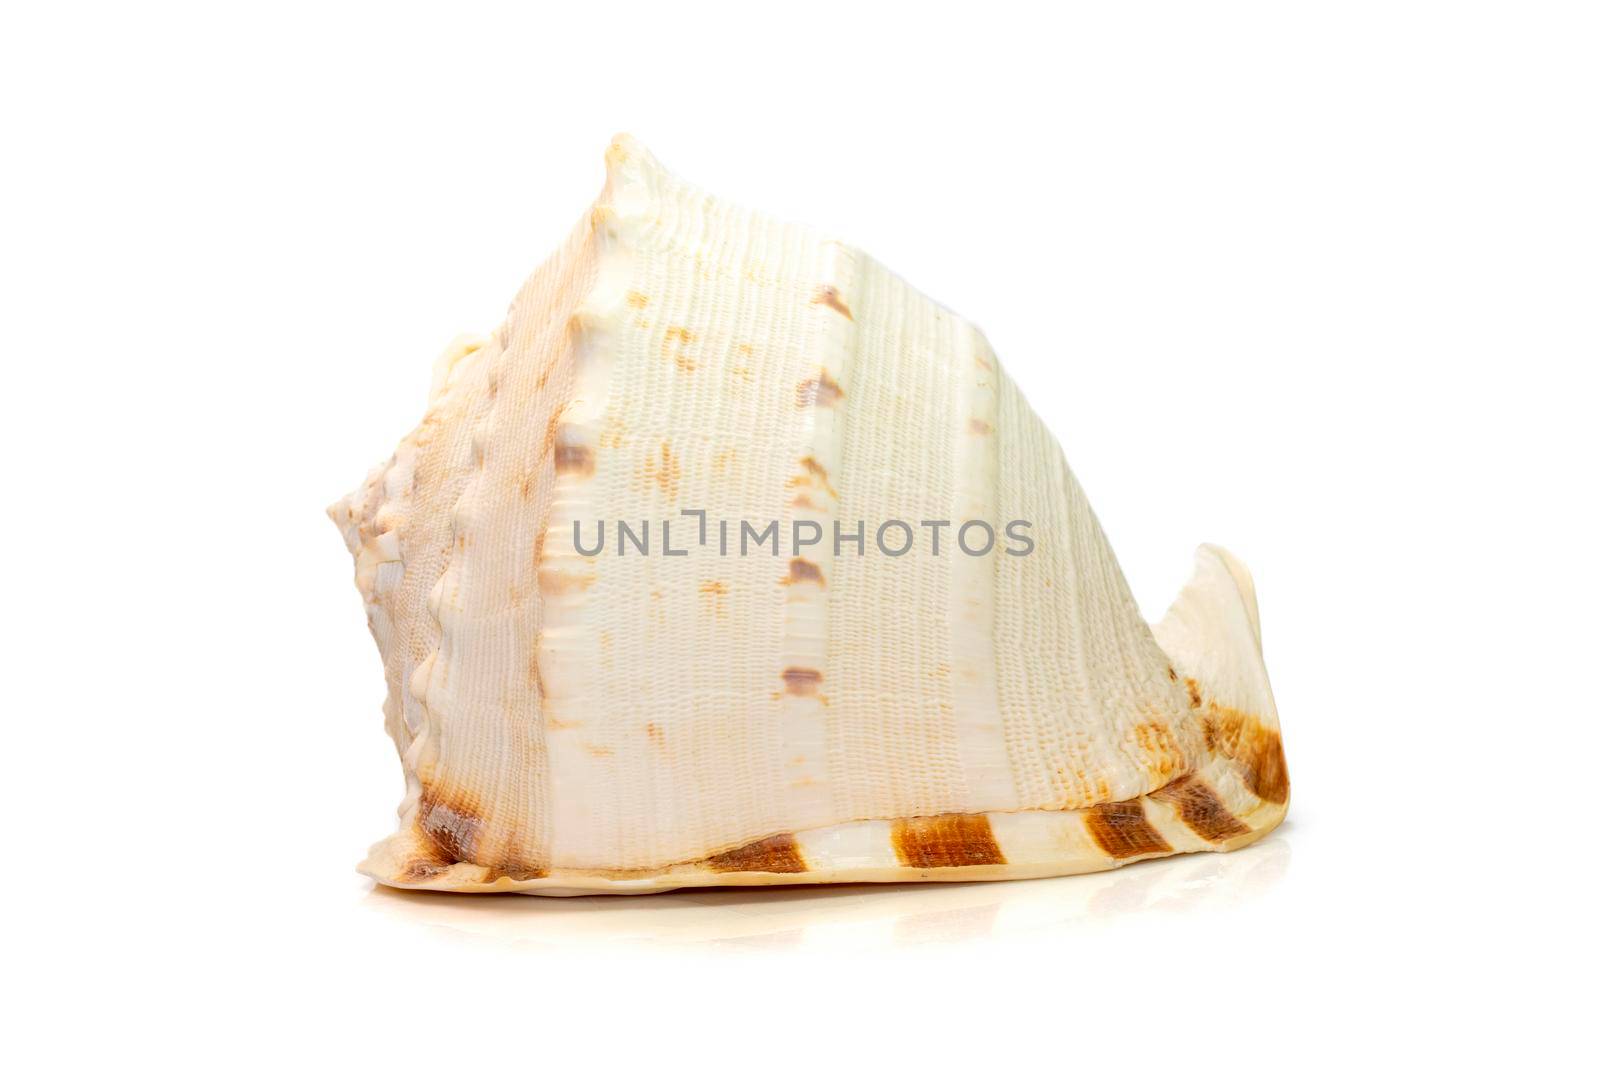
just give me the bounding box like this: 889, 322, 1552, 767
787, 455, 838, 499
1084, 799, 1171, 859
698, 579, 728, 618
554, 442, 594, 476
399, 858, 449, 883
1167, 665, 1179, 683
552, 422, 595, 477
662, 325, 697, 371
528, 652, 544, 700
811, 285, 853, 320
730, 344, 755, 383
783, 558, 825, 586
891, 814, 1006, 868
1203, 704, 1290, 805
538, 568, 595, 596
968, 418, 993, 435
796, 369, 845, 408
1133, 721, 1180, 777
1153, 774, 1251, 843
417, 787, 484, 866
625, 290, 649, 309
479, 865, 547, 885
642, 440, 681, 499
1184, 676, 1203, 709
781, 667, 823, 696
704, 833, 808, 874
598, 415, 629, 450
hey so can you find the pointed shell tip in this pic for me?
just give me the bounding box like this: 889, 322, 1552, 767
604, 133, 665, 181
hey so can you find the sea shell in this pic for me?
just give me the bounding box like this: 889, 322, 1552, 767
330, 135, 1288, 895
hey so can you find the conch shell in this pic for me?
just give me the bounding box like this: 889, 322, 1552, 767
330, 135, 1288, 895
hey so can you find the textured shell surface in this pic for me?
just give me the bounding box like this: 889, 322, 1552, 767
330, 134, 1289, 895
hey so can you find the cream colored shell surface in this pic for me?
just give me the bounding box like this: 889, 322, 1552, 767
331, 136, 1288, 894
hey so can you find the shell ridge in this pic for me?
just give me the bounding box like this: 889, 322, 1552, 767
536, 139, 661, 869
946, 321, 1019, 812
330, 334, 494, 771
398, 159, 644, 874
773, 237, 860, 832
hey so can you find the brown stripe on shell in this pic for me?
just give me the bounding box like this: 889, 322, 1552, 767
891, 814, 1006, 868
1152, 774, 1251, 842
811, 285, 853, 320
1203, 704, 1290, 805
1084, 799, 1172, 859
704, 833, 808, 874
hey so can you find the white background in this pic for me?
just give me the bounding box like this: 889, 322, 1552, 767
4, 2, 1596, 1061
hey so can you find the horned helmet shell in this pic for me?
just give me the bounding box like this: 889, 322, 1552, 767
330, 135, 1288, 895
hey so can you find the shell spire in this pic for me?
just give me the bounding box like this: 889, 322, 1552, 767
331, 136, 1288, 894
